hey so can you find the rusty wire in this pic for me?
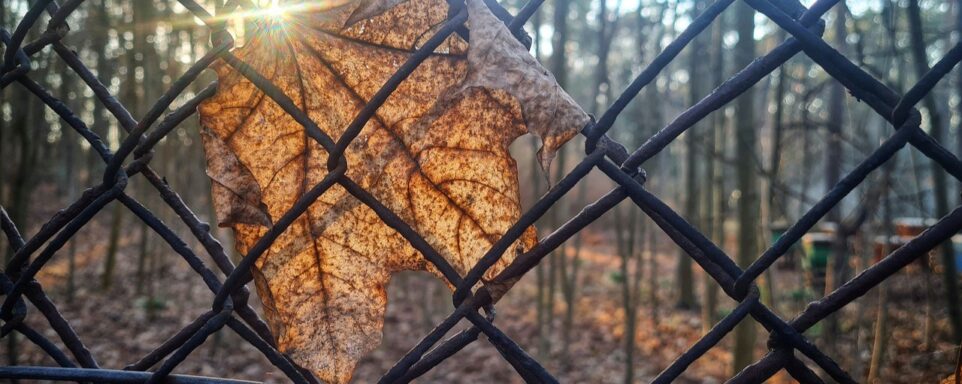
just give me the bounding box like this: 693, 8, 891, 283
2, 0, 962, 382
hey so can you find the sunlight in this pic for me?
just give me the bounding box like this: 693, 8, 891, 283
186, 0, 354, 33
259, 0, 291, 21
264, 3, 287, 19
219, 1, 307, 25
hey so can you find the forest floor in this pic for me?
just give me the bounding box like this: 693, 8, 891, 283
3, 193, 960, 383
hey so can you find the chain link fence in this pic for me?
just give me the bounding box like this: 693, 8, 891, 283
2, 0, 962, 382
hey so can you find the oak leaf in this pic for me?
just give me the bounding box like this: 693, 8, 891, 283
197, 0, 587, 382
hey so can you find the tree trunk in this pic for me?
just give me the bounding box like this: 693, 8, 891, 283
732, 0, 758, 373
868, 162, 895, 383
560, 177, 586, 355
88, 0, 113, 167
6, 67, 46, 378
701, 11, 726, 334
823, 5, 848, 352
760, 29, 789, 318
678, 0, 707, 311
908, 0, 962, 344
641, 2, 668, 326
136, 218, 149, 295
614, 204, 639, 384
102, 202, 123, 290
768, 32, 787, 224
543, 0, 571, 355
58, 58, 79, 303
530, 5, 549, 358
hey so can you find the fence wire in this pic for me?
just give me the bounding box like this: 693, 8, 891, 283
1, 0, 962, 382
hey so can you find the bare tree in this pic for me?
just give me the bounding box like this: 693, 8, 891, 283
731, 0, 759, 372
701, 10, 726, 334
822, 4, 848, 350
907, 0, 962, 343
614, 204, 642, 384
542, 0, 572, 355
678, 0, 707, 311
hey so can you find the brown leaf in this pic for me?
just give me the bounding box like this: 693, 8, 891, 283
460, 0, 587, 171
201, 128, 272, 228
197, 0, 586, 382
344, 0, 408, 27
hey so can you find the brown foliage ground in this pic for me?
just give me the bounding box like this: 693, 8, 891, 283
3, 185, 959, 383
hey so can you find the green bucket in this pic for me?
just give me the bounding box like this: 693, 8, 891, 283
770, 228, 785, 244
802, 233, 833, 270
770, 227, 800, 251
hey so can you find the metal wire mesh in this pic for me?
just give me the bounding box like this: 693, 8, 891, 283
2, 0, 962, 382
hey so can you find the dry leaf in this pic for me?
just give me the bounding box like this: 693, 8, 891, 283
197, 0, 587, 382
344, 0, 408, 27
459, 0, 586, 171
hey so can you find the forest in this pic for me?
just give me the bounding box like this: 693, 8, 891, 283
2, 0, 962, 382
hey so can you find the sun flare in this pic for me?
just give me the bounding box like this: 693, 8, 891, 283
261, 1, 289, 20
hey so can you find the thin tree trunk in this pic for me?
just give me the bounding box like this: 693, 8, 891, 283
544, 0, 571, 353
761, 30, 789, 317
104, 0, 145, 291
908, 0, 962, 344
6, 52, 47, 372
5, 75, 30, 382
559, 177, 586, 355
701, 12, 725, 334
769, 33, 787, 225
883, 0, 938, 348
641, 3, 668, 326
5, 15, 52, 370
102, 202, 123, 290
823, 5, 848, 352
136, 219, 149, 295
732, 0, 758, 372
59, 58, 79, 303
534, 139, 548, 357
615, 204, 639, 384
678, 0, 707, 311
530, 5, 549, 358
89, 0, 112, 161
561, 0, 621, 355
867, 280, 889, 383
868, 163, 894, 383
647, 222, 659, 323
146, 228, 160, 321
